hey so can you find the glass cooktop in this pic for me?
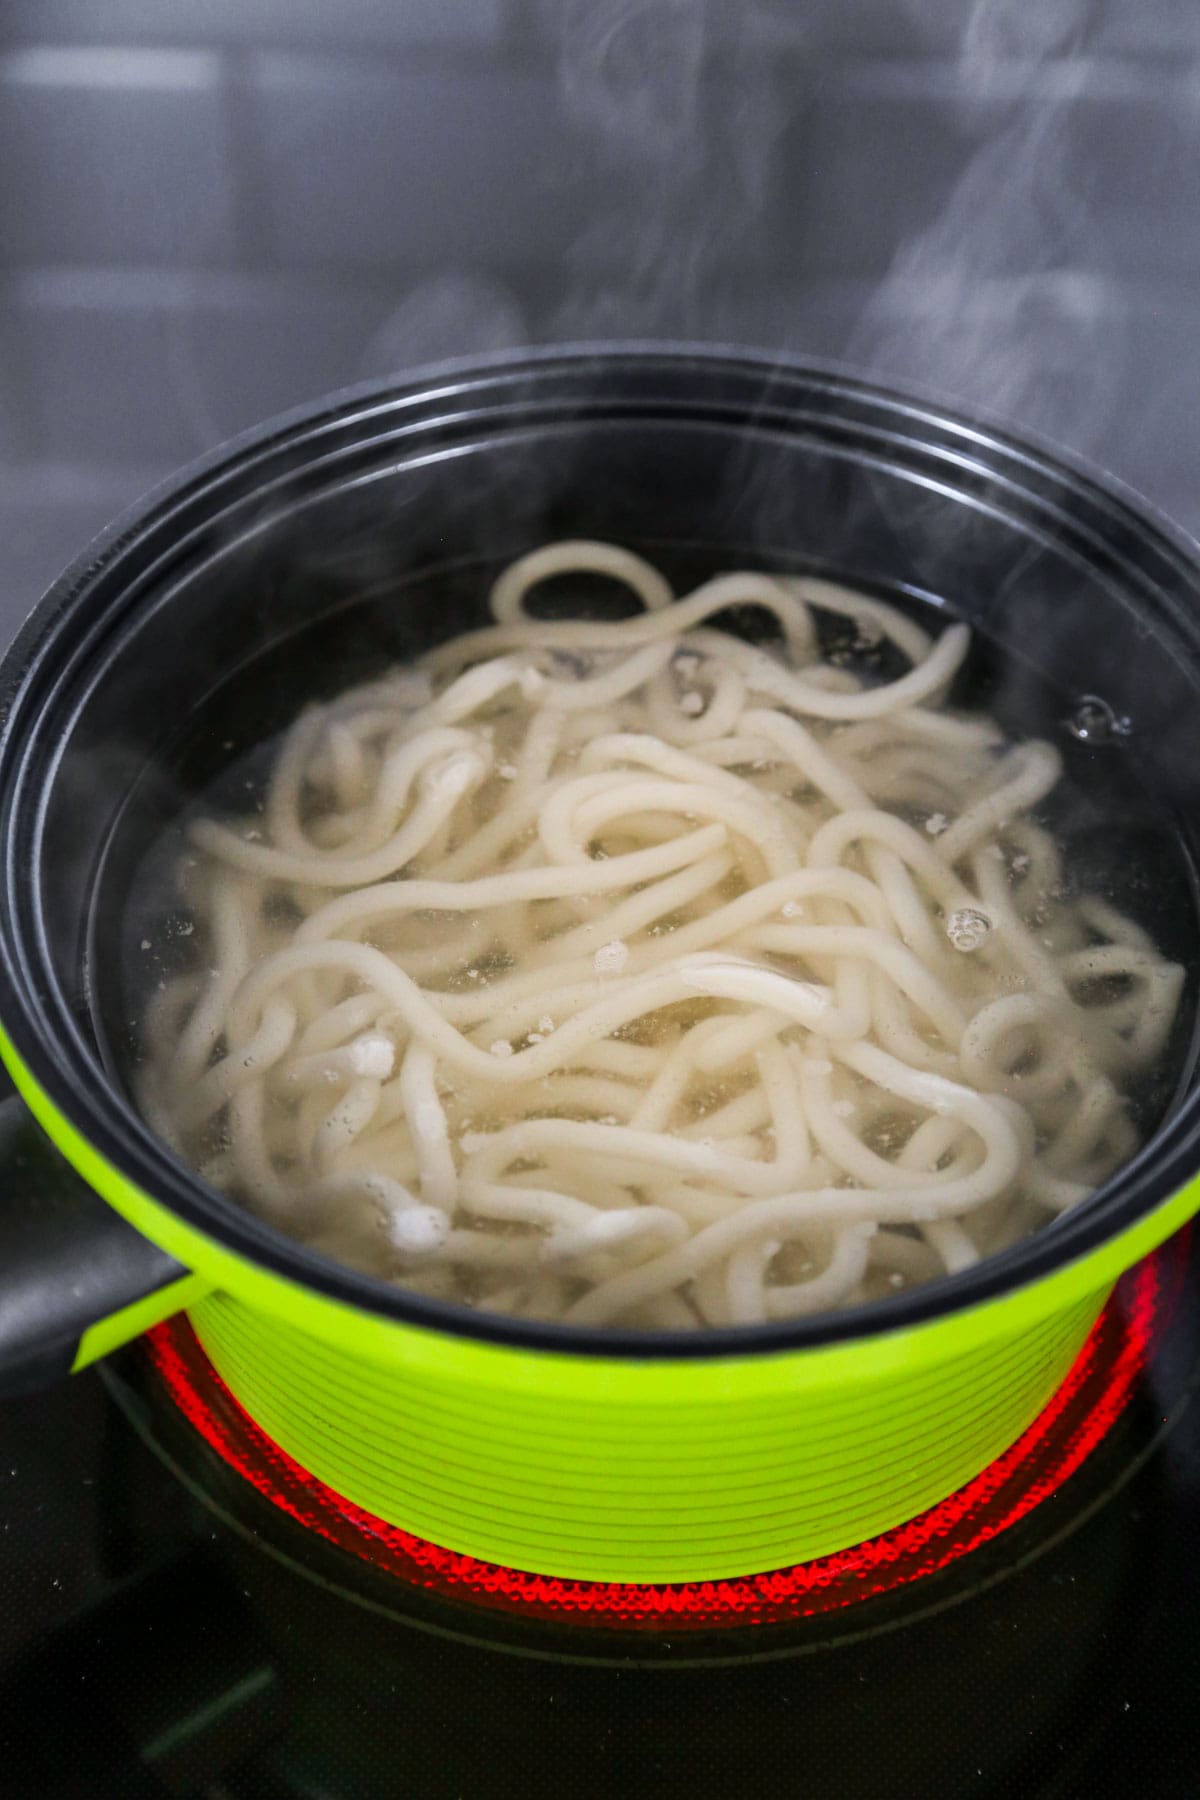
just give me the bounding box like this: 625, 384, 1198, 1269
1, 1228, 1198, 1798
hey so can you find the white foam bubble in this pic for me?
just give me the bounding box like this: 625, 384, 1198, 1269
388, 1204, 450, 1258
593, 939, 629, 975
347, 1032, 395, 1080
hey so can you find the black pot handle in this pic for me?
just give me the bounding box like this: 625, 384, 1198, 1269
0, 1092, 200, 1395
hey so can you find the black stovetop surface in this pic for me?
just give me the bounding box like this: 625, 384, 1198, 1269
2, 1235, 1199, 1800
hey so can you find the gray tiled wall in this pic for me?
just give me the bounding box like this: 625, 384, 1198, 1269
1, 2, 1199, 631
0, 48, 236, 267
0, 1, 511, 53
246, 53, 584, 275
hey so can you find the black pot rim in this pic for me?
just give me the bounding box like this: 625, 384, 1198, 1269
3, 339, 1200, 1363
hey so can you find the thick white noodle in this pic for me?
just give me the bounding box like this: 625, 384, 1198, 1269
138, 541, 1184, 1329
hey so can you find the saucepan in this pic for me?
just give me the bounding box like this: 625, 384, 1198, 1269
0, 346, 1197, 1581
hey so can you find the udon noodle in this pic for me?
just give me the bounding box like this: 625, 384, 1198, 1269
138, 542, 1185, 1329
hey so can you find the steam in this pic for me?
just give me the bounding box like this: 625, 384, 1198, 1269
361, 274, 526, 379
554, 0, 708, 156
909, 0, 1089, 87
546, 0, 781, 340
539, 0, 1139, 471
153, 0, 1185, 526
850, 0, 1120, 454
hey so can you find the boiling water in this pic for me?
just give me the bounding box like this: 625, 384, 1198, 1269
104, 546, 1199, 1331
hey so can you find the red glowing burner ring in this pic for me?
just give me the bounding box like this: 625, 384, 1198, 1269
146, 1234, 1185, 1632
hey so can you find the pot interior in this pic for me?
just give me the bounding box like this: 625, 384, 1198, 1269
9, 354, 1200, 1327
